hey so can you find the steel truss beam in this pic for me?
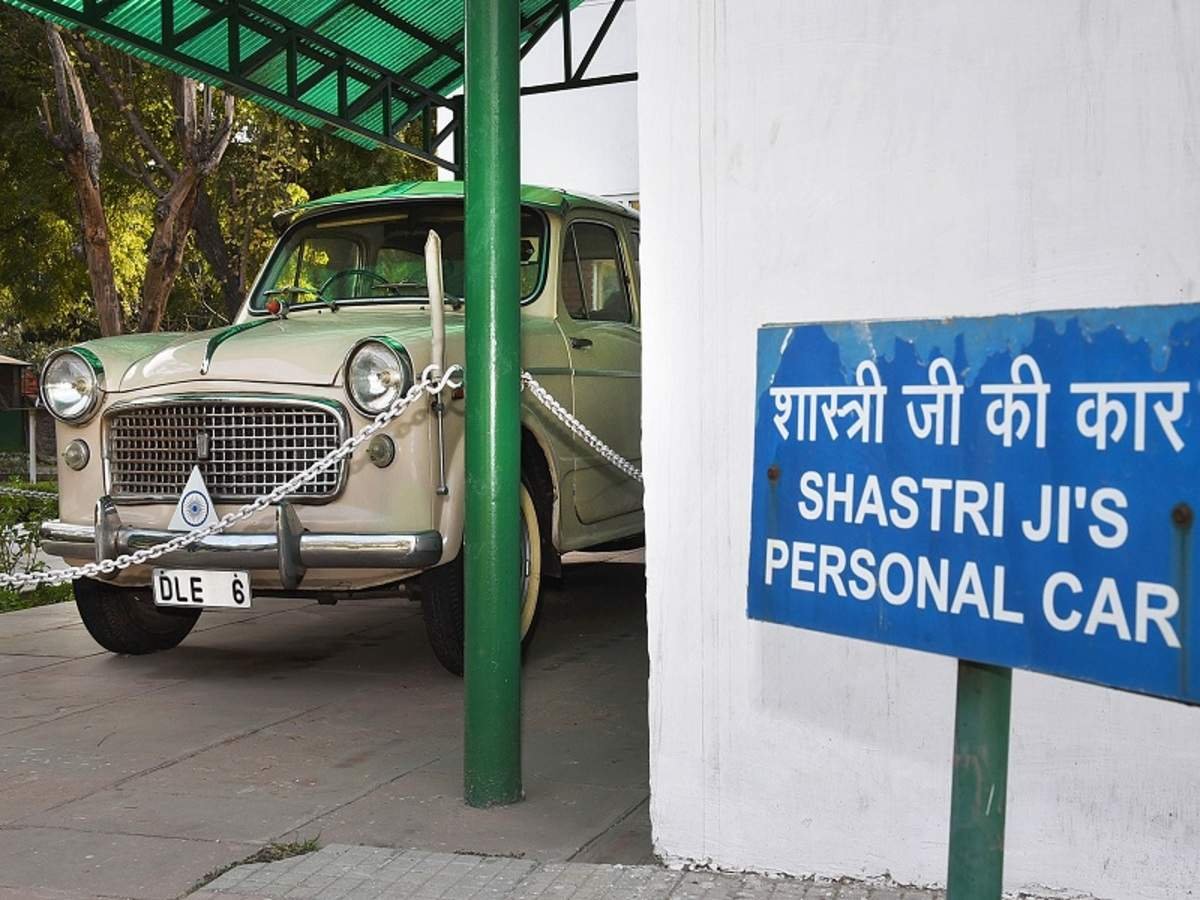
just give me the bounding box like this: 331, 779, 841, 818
172, 0, 461, 156
24, 0, 461, 170
519, 0, 637, 97
17, 0, 635, 172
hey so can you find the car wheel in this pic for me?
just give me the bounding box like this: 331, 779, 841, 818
416, 477, 546, 676
74, 577, 201, 655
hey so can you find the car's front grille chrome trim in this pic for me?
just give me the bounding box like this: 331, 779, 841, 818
103, 395, 349, 503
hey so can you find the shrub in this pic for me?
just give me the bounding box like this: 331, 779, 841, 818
0, 481, 70, 611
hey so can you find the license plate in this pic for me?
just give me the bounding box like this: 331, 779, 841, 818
152, 569, 252, 609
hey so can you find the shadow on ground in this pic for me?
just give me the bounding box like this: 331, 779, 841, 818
0, 553, 649, 900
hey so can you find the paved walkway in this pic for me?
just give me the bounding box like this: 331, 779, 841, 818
194, 845, 943, 900
0, 553, 651, 899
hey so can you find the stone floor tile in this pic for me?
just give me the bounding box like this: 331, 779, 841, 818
189, 846, 956, 900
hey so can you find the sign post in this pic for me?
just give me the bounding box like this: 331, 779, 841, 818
947, 662, 1011, 899
747, 303, 1200, 896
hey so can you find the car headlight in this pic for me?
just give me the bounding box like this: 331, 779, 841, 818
41, 349, 103, 423
344, 338, 413, 416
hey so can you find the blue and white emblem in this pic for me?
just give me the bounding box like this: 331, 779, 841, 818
169, 466, 217, 532
180, 490, 210, 527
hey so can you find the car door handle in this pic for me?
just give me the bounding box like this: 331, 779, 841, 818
570, 337, 593, 350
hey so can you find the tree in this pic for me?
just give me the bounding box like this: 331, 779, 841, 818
36, 25, 119, 336
185, 105, 434, 324
0, 7, 433, 352
38, 24, 234, 335
0, 12, 94, 356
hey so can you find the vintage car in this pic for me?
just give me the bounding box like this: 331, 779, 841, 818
39, 181, 643, 673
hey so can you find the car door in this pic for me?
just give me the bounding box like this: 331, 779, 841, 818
557, 216, 643, 525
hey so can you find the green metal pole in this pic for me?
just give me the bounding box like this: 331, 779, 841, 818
947, 661, 1012, 899
462, 0, 522, 807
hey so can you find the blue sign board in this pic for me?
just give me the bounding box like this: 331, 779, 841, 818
748, 303, 1200, 704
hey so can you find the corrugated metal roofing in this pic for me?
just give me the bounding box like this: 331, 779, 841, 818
5, 0, 580, 159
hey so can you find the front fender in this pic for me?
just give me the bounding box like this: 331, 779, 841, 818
427, 398, 567, 566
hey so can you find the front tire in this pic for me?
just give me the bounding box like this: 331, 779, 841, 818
74, 577, 201, 655
415, 479, 545, 676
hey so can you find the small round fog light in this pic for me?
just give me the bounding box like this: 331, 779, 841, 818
63, 439, 90, 471
366, 434, 395, 468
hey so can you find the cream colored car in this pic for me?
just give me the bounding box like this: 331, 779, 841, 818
40, 182, 643, 673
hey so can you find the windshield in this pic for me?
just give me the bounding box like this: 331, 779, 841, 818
250, 201, 547, 311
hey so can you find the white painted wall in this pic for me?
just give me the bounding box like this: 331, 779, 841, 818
438, 0, 638, 201
638, 3, 1200, 898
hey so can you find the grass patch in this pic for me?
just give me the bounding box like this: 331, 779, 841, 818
0, 583, 71, 613
189, 837, 321, 894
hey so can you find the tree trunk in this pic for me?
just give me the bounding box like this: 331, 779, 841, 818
136, 78, 235, 333
191, 188, 243, 322
64, 151, 123, 336
43, 31, 237, 335
137, 166, 201, 333
41, 24, 123, 336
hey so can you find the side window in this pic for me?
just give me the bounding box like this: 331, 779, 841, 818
559, 222, 632, 323
629, 231, 640, 294
519, 235, 542, 297
560, 230, 587, 319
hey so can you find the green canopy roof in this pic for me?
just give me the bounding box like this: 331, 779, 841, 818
7, 0, 590, 169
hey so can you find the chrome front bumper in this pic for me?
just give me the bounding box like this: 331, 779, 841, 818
40, 498, 442, 589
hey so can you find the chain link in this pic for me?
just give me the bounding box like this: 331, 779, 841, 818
0, 363, 641, 590
0, 486, 58, 502
521, 372, 644, 484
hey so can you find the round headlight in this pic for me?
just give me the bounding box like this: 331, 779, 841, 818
41, 350, 102, 422
345, 339, 412, 416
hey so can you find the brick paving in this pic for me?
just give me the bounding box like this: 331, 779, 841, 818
193, 845, 945, 900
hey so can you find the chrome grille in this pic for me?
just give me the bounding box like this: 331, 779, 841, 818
105, 398, 346, 501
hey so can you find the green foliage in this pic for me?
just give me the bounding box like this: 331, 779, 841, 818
0, 11, 98, 358
0, 6, 433, 357
0, 582, 70, 613
166, 101, 430, 331
0, 481, 68, 613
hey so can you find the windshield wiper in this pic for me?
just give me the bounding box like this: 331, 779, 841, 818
263, 285, 338, 312
263, 283, 464, 311
264, 286, 320, 299
377, 282, 464, 309
374, 281, 430, 297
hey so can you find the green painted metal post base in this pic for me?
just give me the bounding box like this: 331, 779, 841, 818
947, 660, 1012, 900
462, 0, 523, 808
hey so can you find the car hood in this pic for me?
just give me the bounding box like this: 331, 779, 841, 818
80, 311, 443, 392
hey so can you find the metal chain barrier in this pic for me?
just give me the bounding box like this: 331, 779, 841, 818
0, 365, 463, 590
521, 371, 644, 483
0, 364, 640, 589
0, 486, 58, 501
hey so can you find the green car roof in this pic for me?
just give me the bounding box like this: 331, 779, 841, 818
279, 181, 634, 230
